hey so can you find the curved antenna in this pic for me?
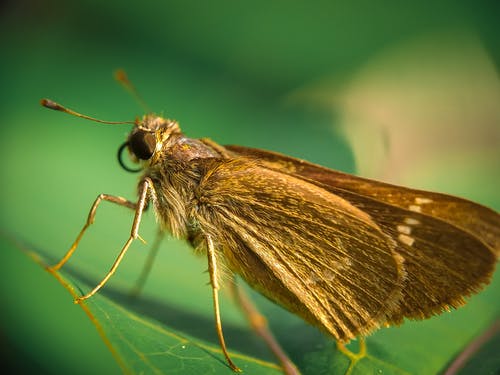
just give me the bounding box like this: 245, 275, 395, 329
114, 69, 151, 113
117, 142, 142, 173
40, 99, 135, 125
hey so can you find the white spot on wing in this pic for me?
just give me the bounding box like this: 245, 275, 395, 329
397, 225, 412, 235
398, 233, 415, 246
415, 197, 433, 205
409, 205, 421, 212
404, 217, 420, 225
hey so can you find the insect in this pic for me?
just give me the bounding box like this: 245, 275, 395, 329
41, 76, 499, 374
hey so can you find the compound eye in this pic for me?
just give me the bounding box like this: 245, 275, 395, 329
128, 130, 156, 160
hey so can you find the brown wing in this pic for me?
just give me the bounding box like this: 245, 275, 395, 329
193, 158, 404, 342
224, 145, 499, 323
225, 145, 500, 255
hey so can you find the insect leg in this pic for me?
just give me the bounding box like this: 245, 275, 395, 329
230, 279, 301, 375
74, 178, 152, 303
129, 229, 165, 297
206, 235, 241, 372
48, 195, 137, 272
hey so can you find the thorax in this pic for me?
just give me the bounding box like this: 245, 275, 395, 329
140, 135, 222, 239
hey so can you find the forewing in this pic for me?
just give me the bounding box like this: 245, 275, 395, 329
319, 187, 497, 323
224, 145, 499, 322
194, 159, 404, 342
224, 145, 500, 255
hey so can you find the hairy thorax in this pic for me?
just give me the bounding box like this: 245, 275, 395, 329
141, 135, 222, 240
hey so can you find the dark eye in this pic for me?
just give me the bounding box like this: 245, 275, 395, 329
128, 130, 156, 160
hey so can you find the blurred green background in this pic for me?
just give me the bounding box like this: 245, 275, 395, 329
1, 1, 499, 374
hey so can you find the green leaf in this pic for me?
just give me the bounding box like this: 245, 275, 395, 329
2, 234, 281, 375
2, 231, 499, 375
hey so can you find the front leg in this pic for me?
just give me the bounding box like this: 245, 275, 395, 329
75, 178, 153, 302
48, 194, 137, 272
49, 178, 153, 303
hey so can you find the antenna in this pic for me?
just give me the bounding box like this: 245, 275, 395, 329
40, 99, 135, 125
114, 69, 151, 113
